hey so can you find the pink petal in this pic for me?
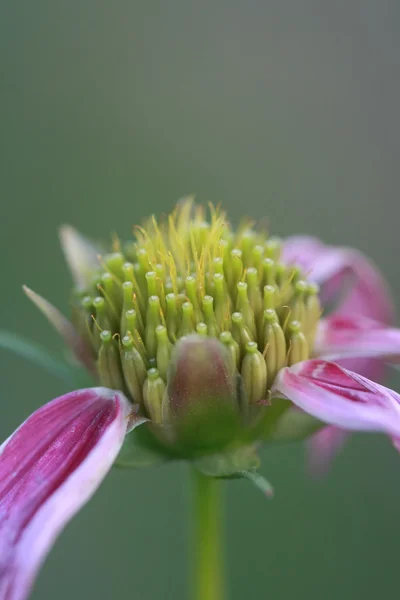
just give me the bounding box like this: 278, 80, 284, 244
0, 387, 138, 600
282, 236, 395, 324
272, 359, 400, 437
315, 315, 400, 362
306, 426, 349, 477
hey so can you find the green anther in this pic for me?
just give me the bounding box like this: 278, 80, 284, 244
120, 281, 134, 333
134, 262, 142, 282
122, 261, 135, 284
241, 341, 267, 405
213, 273, 229, 329
290, 280, 307, 324
122, 241, 137, 263
124, 308, 137, 335
81, 295, 93, 311
262, 309, 286, 387
164, 278, 174, 295
97, 330, 126, 391
137, 247, 151, 276
121, 333, 147, 403
287, 320, 309, 366
202, 295, 219, 338
227, 248, 243, 296
145, 295, 163, 358
204, 272, 215, 298
92, 296, 112, 348
213, 256, 224, 275
265, 237, 282, 260
275, 263, 287, 286
231, 312, 253, 359
179, 301, 195, 337
123, 262, 145, 315
262, 258, 276, 287
166, 293, 179, 341
304, 283, 321, 347
143, 367, 166, 424
99, 272, 122, 317
104, 252, 125, 280
246, 268, 262, 322
262, 308, 279, 327
155, 263, 165, 282
219, 330, 239, 373
275, 263, 293, 309
123, 308, 146, 358
252, 244, 265, 270
218, 238, 229, 261
156, 324, 172, 381
131, 293, 145, 335
155, 264, 167, 311
236, 282, 256, 338
191, 221, 210, 249
196, 322, 208, 336
145, 271, 158, 299
240, 230, 256, 265
263, 285, 276, 310
185, 276, 201, 320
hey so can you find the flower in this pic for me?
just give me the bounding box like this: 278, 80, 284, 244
2, 198, 400, 599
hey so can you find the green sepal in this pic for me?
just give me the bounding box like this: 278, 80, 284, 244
192, 445, 260, 479
241, 471, 274, 498
263, 397, 323, 442
114, 421, 176, 469
245, 396, 323, 444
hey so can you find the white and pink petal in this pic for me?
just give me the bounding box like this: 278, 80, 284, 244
273, 359, 400, 438
315, 315, 400, 363
0, 387, 140, 600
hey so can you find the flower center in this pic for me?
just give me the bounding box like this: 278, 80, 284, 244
72, 199, 321, 420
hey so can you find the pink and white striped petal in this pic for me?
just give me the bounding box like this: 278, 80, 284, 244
315, 315, 400, 362
272, 359, 400, 437
0, 387, 139, 600
282, 236, 395, 324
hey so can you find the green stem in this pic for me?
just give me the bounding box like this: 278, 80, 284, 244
191, 468, 225, 600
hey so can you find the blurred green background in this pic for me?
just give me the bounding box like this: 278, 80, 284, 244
1, 1, 400, 598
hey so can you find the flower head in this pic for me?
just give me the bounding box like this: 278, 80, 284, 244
2, 198, 400, 599
67, 199, 323, 455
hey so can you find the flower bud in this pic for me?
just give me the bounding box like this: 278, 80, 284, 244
287, 320, 309, 365
97, 330, 126, 391
156, 324, 172, 381
165, 335, 241, 451
145, 295, 163, 359
261, 309, 287, 387
121, 333, 147, 403
143, 368, 166, 424
236, 282, 256, 338
241, 342, 268, 405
